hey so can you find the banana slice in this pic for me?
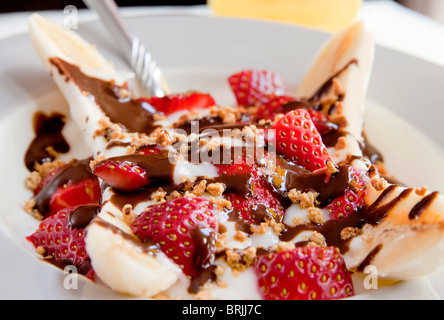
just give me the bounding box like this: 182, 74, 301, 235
345, 182, 444, 280
29, 13, 127, 158
297, 21, 374, 162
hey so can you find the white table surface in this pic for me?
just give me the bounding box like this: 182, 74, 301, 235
1, 1, 444, 67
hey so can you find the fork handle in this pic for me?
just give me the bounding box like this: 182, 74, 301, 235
83, 0, 133, 61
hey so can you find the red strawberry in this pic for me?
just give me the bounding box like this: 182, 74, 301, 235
255, 246, 354, 300
48, 178, 101, 217
215, 157, 284, 224
33, 159, 101, 218
252, 95, 295, 121
33, 164, 68, 196
306, 109, 338, 136
228, 70, 286, 106
131, 197, 219, 278
26, 205, 98, 280
136, 145, 161, 155
326, 167, 366, 220
93, 159, 149, 192
265, 108, 332, 172
142, 92, 216, 115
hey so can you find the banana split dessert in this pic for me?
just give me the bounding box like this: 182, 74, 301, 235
22, 14, 444, 300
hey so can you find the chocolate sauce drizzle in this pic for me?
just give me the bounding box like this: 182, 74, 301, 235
49, 57, 158, 135
33, 158, 97, 217
24, 112, 70, 171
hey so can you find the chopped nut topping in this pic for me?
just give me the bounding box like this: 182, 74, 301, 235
206, 183, 225, 197
371, 176, 388, 191
340, 227, 362, 240
335, 136, 347, 150
307, 207, 325, 224
150, 188, 167, 203
122, 204, 136, 225
288, 189, 319, 209
415, 186, 428, 197
308, 231, 326, 247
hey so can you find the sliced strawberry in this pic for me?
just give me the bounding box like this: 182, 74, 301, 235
306, 109, 338, 136
265, 108, 332, 172
33, 159, 101, 218
228, 70, 286, 107
131, 197, 219, 278
254, 246, 354, 300
136, 145, 161, 155
142, 92, 216, 115
215, 157, 284, 224
93, 159, 149, 192
252, 95, 295, 121
33, 164, 68, 196
26, 205, 98, 280
326, 167, 366, 220
48, 178, 101, 217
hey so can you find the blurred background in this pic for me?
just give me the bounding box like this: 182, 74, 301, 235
1, 1, 444, 31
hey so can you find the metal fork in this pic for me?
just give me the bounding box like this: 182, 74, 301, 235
83, 0, 169, 97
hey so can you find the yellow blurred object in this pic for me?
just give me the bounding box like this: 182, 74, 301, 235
208, 0, 363, 32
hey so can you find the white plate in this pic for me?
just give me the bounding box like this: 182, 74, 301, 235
0, 13, 444, 300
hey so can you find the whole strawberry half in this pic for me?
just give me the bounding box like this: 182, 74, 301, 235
228, 70, 286, 107
255, 246, 354, 300
93, 159, 149, 192
131, 197, 219, 278
326, 167, 366, 220
265, 108, 332, 172
142, 92, 216, 115
26, 205, 99, 280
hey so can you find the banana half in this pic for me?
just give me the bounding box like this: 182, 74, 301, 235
28, 13, 444, 298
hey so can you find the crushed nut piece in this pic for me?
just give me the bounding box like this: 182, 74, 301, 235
335, 136, 347, 150
307, 207, 325, 224
326, 160, 339, 175
288, 189, 319, 208
150, 188, 167, 203
308, 231, 326, 247
371, 177, 388, 191
250, 222, 269, 234
206, 182, 225, 197
192, 180, 207, 197
122, 204, 136, 225
340, 227, 362, 240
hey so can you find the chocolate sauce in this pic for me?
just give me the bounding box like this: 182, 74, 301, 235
24, 112, 70, 171
274, 162, 357, 207
49, 57, 158, 135
33, 158, 97, 217
408, 191, 439, 220
191, 226, 218, 274
360, 132, 384, 164
68, 204, 100, 228
308, 59, 358, 103
175, 115, 270, 136
357, 244, 383, 272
